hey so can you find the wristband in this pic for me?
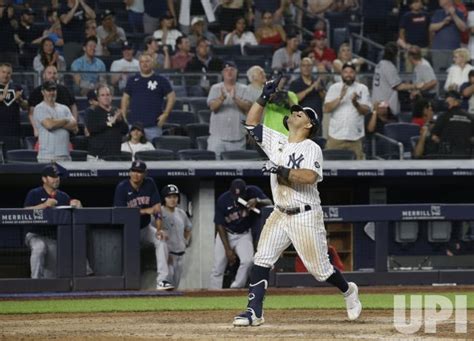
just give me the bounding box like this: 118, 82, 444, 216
276, 166, 291, 181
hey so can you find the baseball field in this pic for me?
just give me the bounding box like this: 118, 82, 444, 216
0, 286, 473, 340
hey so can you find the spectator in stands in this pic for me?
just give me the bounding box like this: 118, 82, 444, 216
431, 90, 474, 157
263, 73, 299, 135
85, 19, 104, 56
271, 33, 301, 72
209, 178, 272, 289
216, 0, 253, 36
333, 43, 364, 77
372, 42, 418, 116
45, 9, 65, 51
255, 11, 286, 50
429, 0, 467, 73
411, 97, 434, 128
413, 105, 437, 158
139, 36, 171, 70
224, 16, 258, 54
444, 48, 474, 92
113, 160, 171, 290
24, 164, 83, 279
110, 41, 140, 92
207, 61, 253, 159
407, 46, 438, 100
365, 101, 398, 135
253, 0, 286, 28
188, 16, 219, 48
71, 36, 106, 96
0, 63, 28, 147
82, 89, 99, 136
153, 13, 183, 51
59, 0, 96, 65
245, 65, 266, 102
15, 8, 45, 69
186, 38, 223, 73
323, 62, 372, 160
143, 0, 176, 34
160, 184, 193, 289
125, 0, 144, 33
33, 38, 67, 74
397, 0, 430, 72
97, 9, 127, 56
171, 35, 193, 71
0, 4, 19, 66
121, 122, 155, 160
308, 30, 336, 72
290, 57, 325, 125
28, 65, 77, 137
33, 80, 78, 162
121, 53, 176, 141
85, 84, 128, 160
460, 69, 474, 115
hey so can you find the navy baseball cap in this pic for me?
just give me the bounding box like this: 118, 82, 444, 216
342, 62, 357, 71
42, 80, 57, 91
130, 122, 145, 133
22, 8, 35, 16
42, 164, 61, 178
230, 178, 246, 198
290, 105, 318, 125
222, 61, 237, 70
130, 160, 147, 173
122, 41, 133, 50
87, 89, 97, 101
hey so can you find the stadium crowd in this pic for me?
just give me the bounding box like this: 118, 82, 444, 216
0, 0, 473, 162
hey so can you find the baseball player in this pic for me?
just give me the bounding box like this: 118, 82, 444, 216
113, 160, 173, 290
160, 184, 192, 289
24, 164, 82, 278
233, 77, 362, 326
209, 179, 272, 289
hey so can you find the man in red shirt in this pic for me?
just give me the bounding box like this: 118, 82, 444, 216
310, 30, 336, 72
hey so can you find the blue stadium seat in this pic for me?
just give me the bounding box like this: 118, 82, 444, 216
153, 136, 192, 153
234, 55, 268, 73
395, 222, 419, 243
70, 150, 88, 161
6, 149, 37, 163
102, 152, 133, 161
244, 45, 274, 59
135, 149, 175, 161
185, 123, 210, 148
188, 97, 208, 113
383, 123, 420, 158
211, 45, 242, 58
323, 149, 356, 160
221, 150, 263, 160
196, 135, 209, 150
177, 149, 216, 160
23, 136, 37, 150
173, 85, 187, 97
428, 221, 452, 243
166, 110, 198, 126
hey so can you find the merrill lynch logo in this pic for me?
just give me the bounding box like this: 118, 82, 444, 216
401, 205, 443, 220
323, 207, 342, 221
1, 210, 47, 224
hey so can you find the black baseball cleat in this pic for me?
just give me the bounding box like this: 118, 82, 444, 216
233, 308, 264, 327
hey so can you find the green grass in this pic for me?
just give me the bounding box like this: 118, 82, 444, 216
0, 293, 473, 315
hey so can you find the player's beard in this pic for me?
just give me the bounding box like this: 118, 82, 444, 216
343, 77, 355, 86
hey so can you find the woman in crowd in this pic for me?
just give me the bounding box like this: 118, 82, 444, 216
444, 48, 474, 92
224, 16, 257, 53
333, 43, 364, 75
255, 11, 286, 50
33, 37, 66, 74
121, 123, 155, 160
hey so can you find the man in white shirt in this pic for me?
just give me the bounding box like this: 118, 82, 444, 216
110, 41, 140, 91
323, 62, 372, 159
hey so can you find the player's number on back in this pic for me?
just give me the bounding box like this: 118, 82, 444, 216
373, 72, 380, 87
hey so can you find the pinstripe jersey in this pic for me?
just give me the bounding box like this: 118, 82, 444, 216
247, 124, 323, 207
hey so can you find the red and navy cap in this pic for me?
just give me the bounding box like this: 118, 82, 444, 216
130, 160, 147, 172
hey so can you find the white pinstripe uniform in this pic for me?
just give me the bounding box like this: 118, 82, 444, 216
247, 124, 334, 281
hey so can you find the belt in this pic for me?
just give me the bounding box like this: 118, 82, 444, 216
276, 204, 312, 215
225, 228, 247, 235
170, 251, 185, 256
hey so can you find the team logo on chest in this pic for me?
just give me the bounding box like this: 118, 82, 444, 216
147, 80, 158, 90
2, 89, 16, 107
287, 152, 304, 169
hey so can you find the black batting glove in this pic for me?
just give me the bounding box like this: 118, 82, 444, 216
257, 74, 282, 107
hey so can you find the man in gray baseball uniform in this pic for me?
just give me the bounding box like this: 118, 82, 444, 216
233, 76, 362, 326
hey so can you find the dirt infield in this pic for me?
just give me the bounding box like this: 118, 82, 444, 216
0, 309, 472, 340
0, 287, 473, 340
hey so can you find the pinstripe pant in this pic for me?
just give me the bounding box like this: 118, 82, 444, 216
254, 209, 334, 282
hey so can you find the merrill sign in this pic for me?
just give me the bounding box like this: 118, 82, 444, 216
1, 210, 47, 224
401, 205, 443, 220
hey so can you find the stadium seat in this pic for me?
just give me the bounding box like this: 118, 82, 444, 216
0, 136, 22, 151
70, 135, 88, 150
166, 110, 198, 126
312, 136, 327, 149
70, 150, 88, 161
188, 98, 208, 114
197, 109, 211, 123
221, 150, 263, 160
331, 27, 348, 52
410, 136, 420, 155
177, 149, 216, 160
186, 85, 207, 97
233, 55, 268, 73
173, 85, 187, 97
6, 149, 37, 163
395, 222, 419, 243
135, 149, 175, 161
428, 221, 452, 243
323, 149, 356, 160
174, 99, 190, 111
383, 123, 420, 158
196, 135, 209, 150
102, 152, 133, 161
211, 45, 242, 58
24, 136, 37, 150
185, 123, 210, 147
244, 45, 274, 59
153, 136, 192, 153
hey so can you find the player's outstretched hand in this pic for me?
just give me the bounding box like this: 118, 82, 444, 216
257, 74, 282, 106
